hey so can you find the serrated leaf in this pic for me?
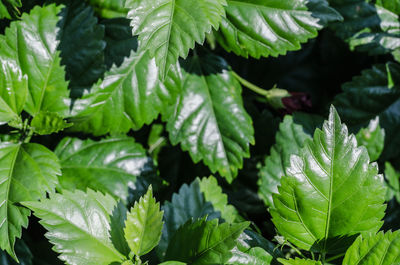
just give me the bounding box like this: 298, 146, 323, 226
158, 179, 221, 259
0, 60, 27, 125
334, 62, 400, 160
0, 5, 69, 117
0, 0, 21, 19
355, 117, 385, 161
198, 176, 239, 223
271, 106, 386, 254
86, 0, 128, 18
126, 0, 227, 79
330, 0, 400, 55
343, 230, 400, 265
58, 2, 106, 98
215, 0, 342, 59
0, 143, 60, 260
164, 53, 254, 182
385, 162, 400, 203
124, 186, 163, 257
165, 219, 249, 264
278, 258, 322, 265
23, 189, 125, 265
70, 50, 176, 135
258, 116, 311, 207
0, 240, 32, 265
54, 137, 158, 204
30, 112, 72, 135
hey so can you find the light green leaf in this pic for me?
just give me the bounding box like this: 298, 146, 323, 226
228, 246, 273, 265
159, 262, 186, 265
0, 5, 70, 117
23, 189, 125, 265
165, 218, 249, 264
0, 60, 27, 125
384, 162, 400, 203
30, 112, 72, 135
86, 0, 128, 18
164, 53, 254, 182
125, 0, 227, 79
343, 231, 400, 265
198, 176, 239, 223
124, 186, 163, 257
70, 50, 176, 135
0, 0, 21, 19
278, 258, 322, 265
271, 106, 386, 254
356, 117, 385, 161
54, 137, 158, 204
0, 143, 60, 260
334, 62, 400, 160
258, 116, 311, 207
215, 0, 342, 59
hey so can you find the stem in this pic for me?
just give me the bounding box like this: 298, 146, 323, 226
286, 241, 307, 259
325, 253, 345, 262
23, 128, 34, 143
232, 71, 269, 96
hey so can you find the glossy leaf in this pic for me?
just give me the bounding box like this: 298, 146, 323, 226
23, 189, 125, 265
355, 117, 385, 161
126, 0, 227, 79
54, 137, 158, 204
0, 143, 60, 259
0, 0, 21, 19
271, 106, 386, 253
215, 0, 342, 59
385, 162, 400, 203
334, 62, 400, 160
343, 231, 400, 265
86, 0, 128, 18
164, 53, 254, 182
124, 186, 163, 257
165, 218, 249, 264
71, 50, 175, 135
258, 116, 311, 207
278, 258, 322, 265
0, 5, 69, 117
30, 112, 72, 135
228, 247, 272, 265
0, 60, 27, 125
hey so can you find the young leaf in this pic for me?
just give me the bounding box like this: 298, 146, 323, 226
54, 137, 158, 204
342, 230, 400, 265
0, 0, 21, 19
70, 50, 176, 135
258, 116, 311, 207
271, 106, 386, 254
23, 189, 125, 265
355, 117, 385, 161
0, 4, 70, 117
165, 218, 249, 264
334, 62, 400, 160
385, 162, 400, 203
278, 258, 322, 265
0, 60, 27, 125
30, 112, 72, 135
164, 53, 254, 182
0, 143, 60, 260
215, 0, 342, 59
86, 0, 129, 18
125, 0, 227, 79
124, 186, 163, 257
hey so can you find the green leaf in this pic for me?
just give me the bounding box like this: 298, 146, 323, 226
0, 240, 32, 265
258, 116, 311, 207
215, 0, 342, 59
54, 137, 158, 204
0, 60, 27, 125
343, 230, 400, 265
270, 106, 386, 254
0, 4, 69, 117
125, 0, 227, 79
23, 189, 125, 265
0, 143, 60, 260
355, 117, 385, 161
278, 258, 322, 265
58, 2, 106, 99
198, 176, 239, 223
384, 162, 400, 203
329, 0, 400, 55
164, 53, 254, 182
30, 112, 72, 135
86, 0, 128, 18
334, 62, 400, 160
0, 0, 21, 19
124, 186, 163, 257
158, 179, 221, 259
229, 247, 273, 265
165, 218, 249, 264
70, 50, 176, 135
159, 262, 186, 265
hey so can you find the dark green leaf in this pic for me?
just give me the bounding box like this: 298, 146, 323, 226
355, 117, 385, 161
0, 240, 32, 265
385, 162, 400, 203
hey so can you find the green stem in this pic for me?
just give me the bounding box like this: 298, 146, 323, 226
232, 71, 269, 96
325, 253, 345, 262
286, 241, 307, 259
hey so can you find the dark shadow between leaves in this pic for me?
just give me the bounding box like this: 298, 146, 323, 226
310, 234, 359, 255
